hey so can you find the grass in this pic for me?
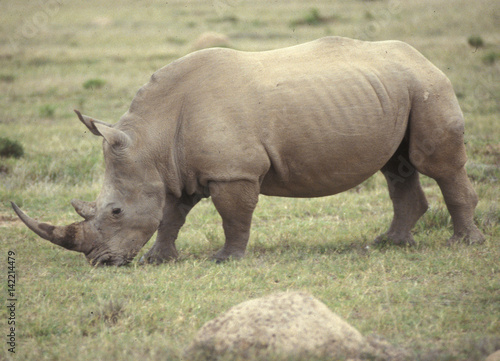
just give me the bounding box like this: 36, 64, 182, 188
0, 0, 499, 360
290, 8, 337, 27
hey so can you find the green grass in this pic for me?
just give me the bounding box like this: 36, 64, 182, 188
0, 0, 499, 360
290, 8, 337, 27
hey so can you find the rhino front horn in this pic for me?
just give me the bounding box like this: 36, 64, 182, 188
11, 202, 91, 254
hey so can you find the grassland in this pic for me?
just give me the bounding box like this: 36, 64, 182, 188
0, 0, 499, 360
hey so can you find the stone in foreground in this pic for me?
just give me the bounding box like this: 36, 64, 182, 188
486, 350, 500, 361
185, 291, 407, 361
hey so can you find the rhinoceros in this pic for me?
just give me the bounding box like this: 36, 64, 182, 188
12, 37, 485, 266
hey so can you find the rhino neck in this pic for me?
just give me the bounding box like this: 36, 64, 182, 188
124, 62, 195, 199
118, 109, 184, 199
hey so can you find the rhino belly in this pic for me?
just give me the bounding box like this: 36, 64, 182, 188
259, 138, 393, 198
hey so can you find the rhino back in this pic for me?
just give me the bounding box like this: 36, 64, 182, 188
126, 37, 443, 197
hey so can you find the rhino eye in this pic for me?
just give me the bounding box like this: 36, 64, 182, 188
112, 208, 122, 215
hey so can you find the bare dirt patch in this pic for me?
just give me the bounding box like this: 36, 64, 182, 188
0, 214, 22, 227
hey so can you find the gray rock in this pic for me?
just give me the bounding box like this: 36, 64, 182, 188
185, 291, 407, 360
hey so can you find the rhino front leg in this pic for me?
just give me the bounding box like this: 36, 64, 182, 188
141, 193, 201, 264
209, 180, 259, 262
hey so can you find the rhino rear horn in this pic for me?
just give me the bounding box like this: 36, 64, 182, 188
71, 199, 96, 220
11, 202, 91, 254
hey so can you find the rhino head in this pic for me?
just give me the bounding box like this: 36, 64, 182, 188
12, 110, 165, 266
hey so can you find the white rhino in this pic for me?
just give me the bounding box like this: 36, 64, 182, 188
12, 37, 485, 266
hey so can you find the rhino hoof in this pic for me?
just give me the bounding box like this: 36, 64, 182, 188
212, 248, 245, 263
139, 252, 177, 265
446, 225, 485, 246
373, 233, 416, 247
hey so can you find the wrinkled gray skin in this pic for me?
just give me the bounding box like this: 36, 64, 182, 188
12, 37, 485, 266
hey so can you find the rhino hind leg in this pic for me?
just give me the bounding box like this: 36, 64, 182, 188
407, 91, 485, 245
416, 163, 484, 245
209, 180, 260, 262
434, 168, 485, 245
375, 140, 429, 246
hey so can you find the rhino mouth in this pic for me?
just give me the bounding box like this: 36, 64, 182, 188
86, 249, 133, 267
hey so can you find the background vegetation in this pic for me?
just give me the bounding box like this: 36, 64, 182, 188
0, 0, 499, 360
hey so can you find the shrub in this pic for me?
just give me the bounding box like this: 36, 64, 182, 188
83, 78, 106, 90
364, 11, 375, 20
39, 104, 56, 118
468, 35, 484, 49
207, 15, 239, 24
482, 51, 500, 65
0, 137, 24, 158
0, 74, 15, 83
166, 36, 187, 45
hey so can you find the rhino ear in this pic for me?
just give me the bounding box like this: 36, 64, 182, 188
74, 109, 112, 136
93, 122, 131, 149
